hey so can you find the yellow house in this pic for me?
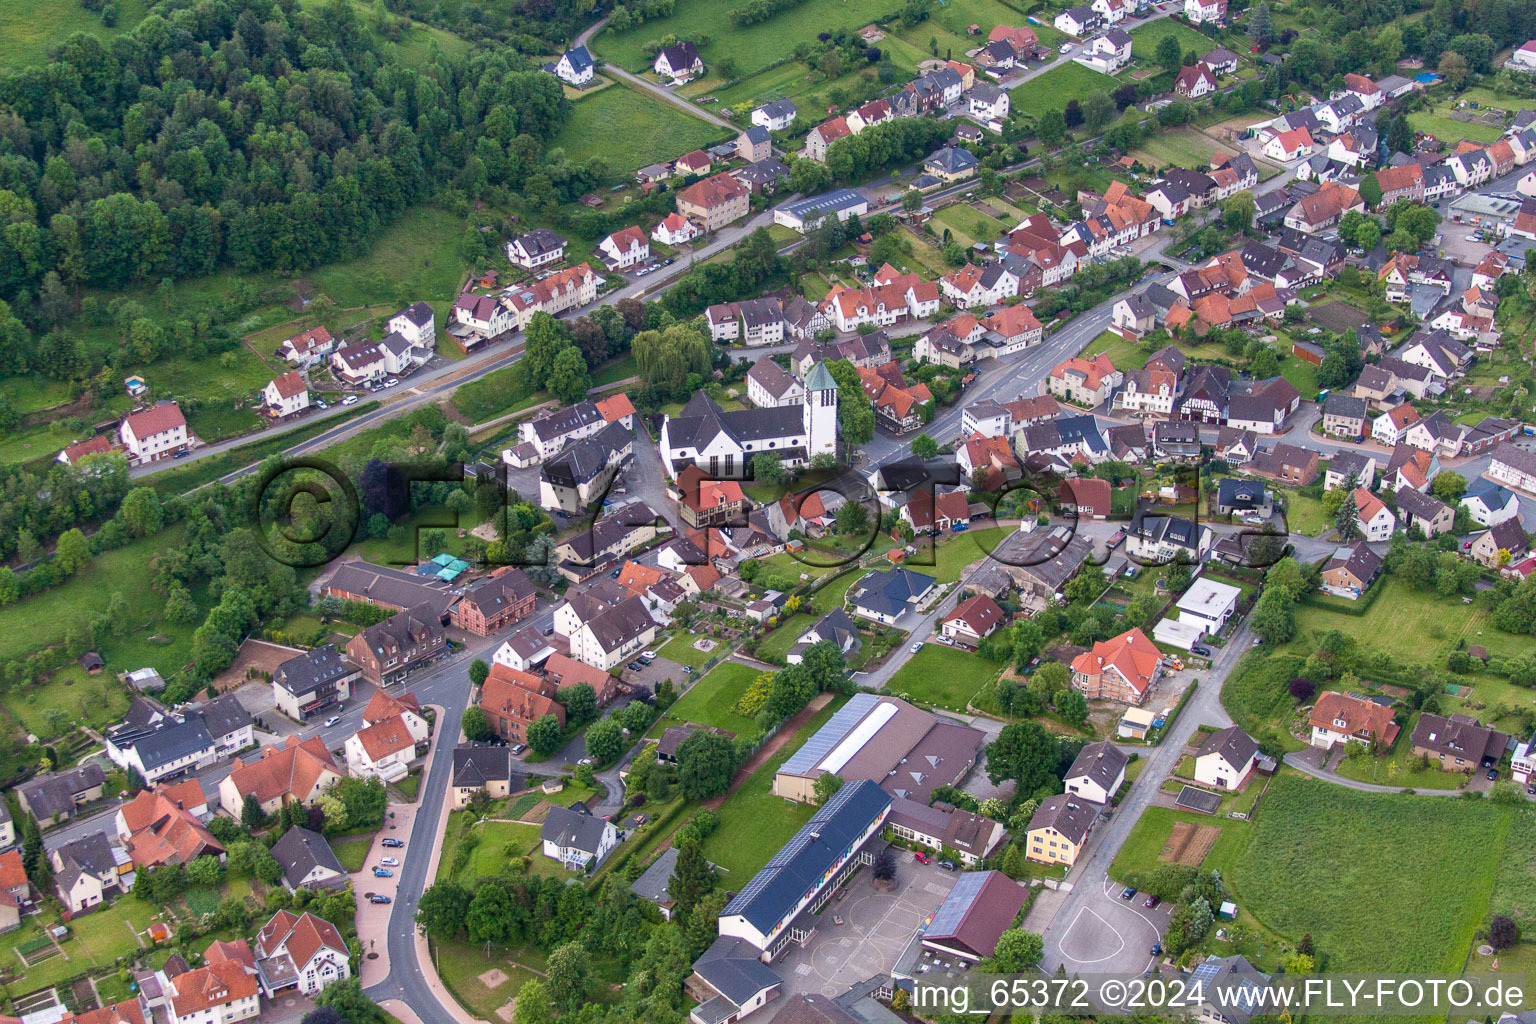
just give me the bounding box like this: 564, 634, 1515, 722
450, 746, 516, 808
1025, 794, 1099, 867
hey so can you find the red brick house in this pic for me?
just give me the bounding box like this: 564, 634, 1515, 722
451, 568, 538, 636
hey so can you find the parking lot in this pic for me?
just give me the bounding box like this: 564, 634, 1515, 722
1051, 875, 1170, 978
775, 851, 958, 999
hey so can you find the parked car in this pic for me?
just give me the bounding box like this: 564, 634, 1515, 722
1151, 941, 1163, 956
382, 838, 405, 848
1144, 895, 1160, 908
938, 860, 957, 871
1190, 645, 1211, 657
380, 857, 400, 866
910, 642, 924, 653
663, 257, 675, 265
643, 650, 658, 659
628, 662, 643, 671
342, 395, 359, 406
1120, 887, 1137, 900
172, 449, 190, 459
1488, 767, 1499, 780
316, 400, 328, 410
913, 852, 931, 864
373, 867, 393, 877
578, 757, 594, 766
384, 378, 400, 388
323, 715, 341, 727
368, 894, 392, 904
511, 743, 527, 754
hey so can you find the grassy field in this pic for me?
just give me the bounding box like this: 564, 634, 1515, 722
885, 643, 1004, 712
0, 525, 198, 688
1276, 487, 1327, 537
1276, 351, 1320, 400
907, 527, 1007, 583
887, 0, 1045, 69
1219, 651, 1305, 749
1127, 19, 1215, 59
809, 570, 864, 615
3, 668, 132, 740
1129, 126, 1233, 170
547, 80, 729, 178
1230, 775, 1523, 976
1328, 713, 1466, 790
1010, 61, 1124, 119
648, 660, 763, 739
1283, 576, 1495, 666
698, 696, 846, 881
656, 630, 732, 669
333, 837, 374, 871
756, 613, 814, 664
1081, 329, 1152, 370
0, 0, 148, 69
932, 204, 1007, 249
595, 0, 901, 81
1408, 109, 1506, 147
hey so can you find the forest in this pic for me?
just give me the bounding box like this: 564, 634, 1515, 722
0, 0, 584, 378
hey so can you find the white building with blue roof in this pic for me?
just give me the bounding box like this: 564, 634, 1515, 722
552, 45, 595, 86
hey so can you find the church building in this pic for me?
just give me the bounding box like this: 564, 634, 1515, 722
659, 362, 840, 479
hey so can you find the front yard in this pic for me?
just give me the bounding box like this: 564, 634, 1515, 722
885, 643, 1004, 713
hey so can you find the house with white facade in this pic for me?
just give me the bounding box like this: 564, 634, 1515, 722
599, 226, 650, 269
263, 372, 310, 417
541, 804, 619, 868
120, 403, 189, 464
255, 910, 351, 996
1193, 726, 1259, 790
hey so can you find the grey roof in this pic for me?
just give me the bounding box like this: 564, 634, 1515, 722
357, 604, 444, 661
379, 331, 413, 358
1326, 451, 1373, 483
1175, 786, 1222, 813
111, 715, 214, 772
271, 826, 346, 889
1064, 741, 1128, 795
1192, 956, 1271, 1024
1027, 793, 1097, 845
755, 98, 797, 119
734, 157, 791, 187
514, 228, 565, 257
970, 81, 1004, 103
925, 147, 979, 175
1240, 241, 1290, 279
656, 725, 697, 760
630, 846, 680, 906
1463, 479, 1515, 508
194, 694, 253, 741
563, 45, 594, 72
849, 568, 936, 618
542, 420, 631, 488
1323, 393, 1367, 420
723, 779, 891, 932
1323, 541, 1381, 584
665, 391, 804, 451
693, 936, 783, 1007
989, 525, 1092, 589
1129, 500, 1206, 553
1216, 478, 1268, 508
1487, 517, 1530, 554
452, 745, 514, 788
274, 644, 355, 697
585, 595, 655, 653
325, 561, 457, 618
1196, 725, 1259, 770
982, 39, 1016, 62
658, 41, 701, 68
541, 803, 612, 856
741, 125, 771, 145
1201, 46, 1239, 64
1394, 485, 1450, 522
780, 188, 867, 223
56, 832, 118, 878
19, 764, 107, 821
1103, 27, 1132, 46
394, 301, 435, 327
528, 399, 605, 443
805, 608, 860, 650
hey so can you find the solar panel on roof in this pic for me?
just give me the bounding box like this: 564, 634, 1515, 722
780, 693, 879, 776
924, 871, 987, 938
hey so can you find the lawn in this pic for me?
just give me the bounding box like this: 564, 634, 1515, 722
932, 204, 1007, 250
546, 80, 729, 179
464, 821, 546, 879
756, 614, 814, 665
885, 643, 1004, 712
1276, 352, 1320, 400
135, 346, 278, 443
1275, 488, 1327, 537
1407, 109, 1507, 147
433, 936, 547, 1019
355, 506, 479, 565
1283, 576, 1493, 666
655, 630, 731, 669
886, 0, 1044, 69
1010, 61, 1123, 120
1129, 126, 1233, 170
647, 660, 764, 739
3, 669, 131, 741
810, 570, 864, 615
1228, 774, 1525, 977
1081, 329, 1152, 370
907, 527, 1007, 583
698, 696, 847, 881
4, 897, 158, 994
1328, 714, 1467, 791
333, 837, 374, 872
0, 0, 148, 70
1127, 19, 1214, 59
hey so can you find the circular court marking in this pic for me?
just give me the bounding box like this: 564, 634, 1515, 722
1057, 906, 1127, 966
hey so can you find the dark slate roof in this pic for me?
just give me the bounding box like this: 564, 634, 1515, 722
1323, 393, 1367, 419
1191, 956, 1272, 1024
658, 42, 701, 68
1027, 793, 1098, 845
1216, 478, 1268, 507
395, 301, 435, 327
1395, 485, 1449, 522
1064, 741, 1128, 795
514, 228, 565, 257
325, 561, 457, 618
1323, 541, 1381, 583
563, 45, 594, 72
666, 392, 804, 450
925, 147, 979, 174
849, 568, 936, 618
723, 780, 891, 932
19, 764, 107, 821
755, 99, 797, 119
527, 400, 604, 443
271, 826, 346, 889
194, 694, 253, 741
693, 936, 784, 1007
1196, 725, 1259, 769
452, 745, 514, 788
56, 832, 118, 877
111, 715, 214, 772
541, 803, 612, 855
631, 846, 680, 906
586, 595, 655, 653
541, 420, 630, 488
274, 644, 354, 696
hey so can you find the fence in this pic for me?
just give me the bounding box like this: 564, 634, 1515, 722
1147, 679, 1199, 746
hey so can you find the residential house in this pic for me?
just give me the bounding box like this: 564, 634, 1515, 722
968, 82, 1010, 122
1372, 403, 1420, 446
552, 45, 594, 85
1070, 628, 1161, 704
18, 764, 108, 825
1323, 451, 1376, 492
263, 373, 309, 418
51, 833, 125, 913
1193, 726, 1259, 790
1462, 481, 1522, 527
1263, 127, 1315, 162
924, 147, 979, 183
330, 341, 387, 385
1174, 63, 1218, 99
804, 117, 854, 163
218, 736, 342, 819
1470, 518, 1531, 568
653, 212, 701, 246
1024, 794, 1098, 866
1395, 486, 1454, 537
1213, 478, 1270, 517
569, 595, 657, 671
1184, 0, 1226, 21
343, 714, 418, 782
1352, 487, 1396, 541
344, 604, 445, 687
654, 42, 703, 82
255, 910, 351, 995
479, 665, 565, 744
120, 403, 189, 463
451, 745, 516, 808
786, 609, 862, 665
541, 804, 619, 869
277, 326, 335, 367
1321, 542, 1382, 599
598, 226, 650, 270
1243, 442, 1318, 486
1045, 353, 1121, 407
676, 173, 750, 230
1411, 713, 1511, 773
1054, 5, 1099, 34
1063, 741, 1128, 804
507, 228, 566, 270
941, 594, 1005, 645
1153, 419, 1203, 460
1490, 442, 1536, 493
271, 644, 357, 722
1309, 691, 1400, 749
161, 952, 260, 1024
848, 567, 937, 624
270, 827, 347, 892
736, 125, 772, 163
452, 568, 538, 636
1058, 477, 1112, 519
752, 99, 797, 131
1126, 501, 1210, 563
1322, 393, 1368, 439
115, 785, 222, 870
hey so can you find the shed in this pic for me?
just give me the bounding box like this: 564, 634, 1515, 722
80, 652, 105, 674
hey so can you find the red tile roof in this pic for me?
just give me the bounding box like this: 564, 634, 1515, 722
1071, 628, 1160, 696
122, 403, 186, 438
